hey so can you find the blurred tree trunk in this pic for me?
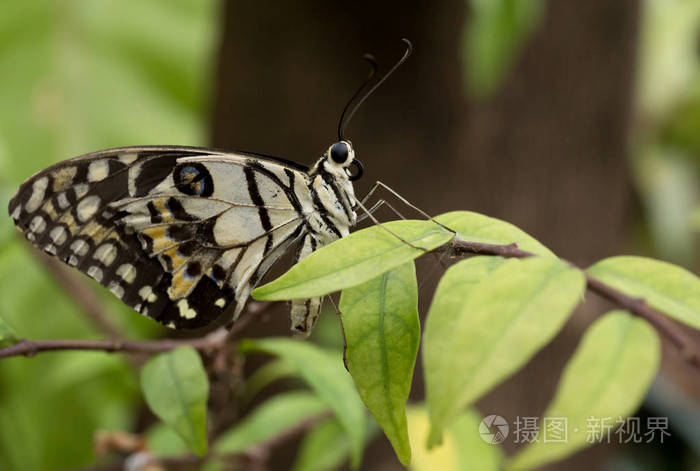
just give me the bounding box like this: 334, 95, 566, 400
211, 0, 640, 469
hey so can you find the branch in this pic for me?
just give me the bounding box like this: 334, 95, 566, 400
449, 239, 700, 370
0, 328, 229, 360
0, 296, 275, 360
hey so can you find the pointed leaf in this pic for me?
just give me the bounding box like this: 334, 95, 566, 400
424, 256, 585, 446
214, 391, 328, 454
240, 338, 367, 468
252, 220, 453, 301
587, 256, 700, 329
292, 418, 351, 471
451, 410, 504, 471
507, 311, 660, 470
140, 347, 208, 456
340, 262, 420, 465
434, 211, 553, 256
240, 358, 297, 405
145, 423, 188, 458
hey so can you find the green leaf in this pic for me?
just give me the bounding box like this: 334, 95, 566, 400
241, 358, 298, 405
140, 347, 209, 456
292, 418, 351, 471
214, 391, 328, 454
252, 220, 453, 301
0, 316, 19, 348
451, 410, 503, 471
434, 211, 554, 256
462, 0, 545, 99
423, 256, 585, 446
339, 262, 420, 465
240, 338, 367, 468
587, 256, 700, 330
145, 423, 188, 458
507, 311, 660, 470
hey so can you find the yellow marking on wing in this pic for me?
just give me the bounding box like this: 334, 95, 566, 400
52, 166, 77, 192
161, 246, 189, 272
168, 270, 198, 299
80, 220, 112, 244
41, 199, 59, 219
141, 225, 178, 253
58, 211, 80, 234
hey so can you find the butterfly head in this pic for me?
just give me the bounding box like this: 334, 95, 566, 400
325, 140, 363, 181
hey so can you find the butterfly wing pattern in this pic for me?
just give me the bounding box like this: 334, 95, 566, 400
8, 143, 359, 335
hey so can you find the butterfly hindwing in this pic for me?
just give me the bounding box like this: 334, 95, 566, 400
9, 146, 309, 329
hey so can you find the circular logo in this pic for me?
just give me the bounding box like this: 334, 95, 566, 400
479, 415, 509, 444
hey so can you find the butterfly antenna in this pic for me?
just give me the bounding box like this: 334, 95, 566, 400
338, 38, 413, 140
338, 54, 378, 141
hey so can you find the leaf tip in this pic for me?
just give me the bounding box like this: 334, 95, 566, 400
426, 426, 443, 449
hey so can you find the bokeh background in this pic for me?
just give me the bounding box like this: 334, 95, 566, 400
0, 1, 698, 470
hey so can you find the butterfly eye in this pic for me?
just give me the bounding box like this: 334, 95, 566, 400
174, 163, 214, 197
330, 142, 349, 164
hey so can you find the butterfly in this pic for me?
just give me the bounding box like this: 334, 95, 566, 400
7, 40, 412, 336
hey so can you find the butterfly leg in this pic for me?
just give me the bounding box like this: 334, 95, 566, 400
356, 198, 407, 223
359, 181, 456, 234
354, 198, 430, 252
357, 182, 453, 270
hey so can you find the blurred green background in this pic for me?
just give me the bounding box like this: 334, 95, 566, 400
0, 0, 698, 470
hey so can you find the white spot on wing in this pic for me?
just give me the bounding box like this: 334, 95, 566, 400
128, 164, 142, 196
93, 243, 117, 266
29, 215, 46, 233
215, 297, 226, 308
88, 160, 109, 182
177, 299, 197, 319
25, 177, 49, 213
50, 226, 67, 245
119, 152, 138, 164
56, 192, 70, 209
76, 195, 101, 222
44, 244, 57, 255
70, 239, 89, 257
10, 205, 21, 221
116, 263, 136, 284
87, 266, 104, 282
139, 285, 157, 303
108, 281, 125, 299
73, 183, 89, 199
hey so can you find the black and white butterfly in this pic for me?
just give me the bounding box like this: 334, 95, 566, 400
8, 41, 411, 336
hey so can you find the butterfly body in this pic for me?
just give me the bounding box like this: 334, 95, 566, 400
9, 142, 359, 335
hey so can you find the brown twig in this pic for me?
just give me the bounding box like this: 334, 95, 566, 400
0, 328, 229, 359
449, 238, 700, 370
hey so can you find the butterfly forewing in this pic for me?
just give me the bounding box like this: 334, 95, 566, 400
9, 146, 310, 329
